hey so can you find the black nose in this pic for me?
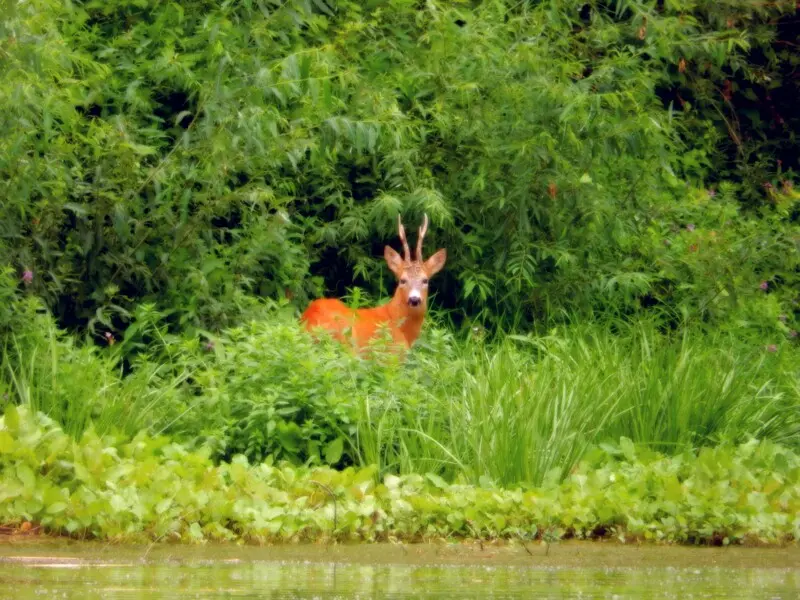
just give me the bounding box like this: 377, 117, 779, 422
408, 297, 421, 307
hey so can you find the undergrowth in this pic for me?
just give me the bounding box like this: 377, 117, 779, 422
2, 303, 797, 488
1, 406, 797, 545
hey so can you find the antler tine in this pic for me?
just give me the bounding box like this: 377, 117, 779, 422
397, 214, 411, 263
415, 213, 429, 261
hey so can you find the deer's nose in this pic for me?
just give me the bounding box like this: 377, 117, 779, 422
408, 295, 421, 307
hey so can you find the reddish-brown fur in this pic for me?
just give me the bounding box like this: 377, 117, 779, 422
300, 215, 446, 352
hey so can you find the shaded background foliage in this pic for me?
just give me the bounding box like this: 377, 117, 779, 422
1, 0, 798, 339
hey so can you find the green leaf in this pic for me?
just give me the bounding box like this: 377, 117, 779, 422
3, 404, 20, 434
156, 498, 173, 515
0, 431, 14, 453
276, 422, 302, 454
47, 502, 67, 514
324, 437, 344, 464
619, 437, 636, 461
188, 522, 204, 540
311, 0, 335, 17
16, 464, 35, 492
425, 473, 448, 490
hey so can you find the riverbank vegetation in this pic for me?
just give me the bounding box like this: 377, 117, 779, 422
1, 0, 798, 544
2, 406, 798, 544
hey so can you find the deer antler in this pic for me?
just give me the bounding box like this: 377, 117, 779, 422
416, 213, 429, 261
397, 214, 411, 263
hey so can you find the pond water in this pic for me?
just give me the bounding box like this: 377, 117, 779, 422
1, 540, 798, 599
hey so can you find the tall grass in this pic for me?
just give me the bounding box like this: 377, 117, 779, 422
415, 325, 799, 486
2, 308, 797, 488
0, 314, 190, 438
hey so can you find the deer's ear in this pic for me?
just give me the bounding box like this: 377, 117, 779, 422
424, 249, 447, 277
384, 246, 405, 277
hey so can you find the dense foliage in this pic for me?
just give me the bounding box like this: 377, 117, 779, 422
3, 303, 797, 487
1, 1, 798, 542
2, 406, 798, 544
2, 0, 798, 336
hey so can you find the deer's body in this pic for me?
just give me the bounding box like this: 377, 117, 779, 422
300, 296, 424, 350
300, 215, 446, 352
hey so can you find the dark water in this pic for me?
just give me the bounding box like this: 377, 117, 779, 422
1, 540, 798, 599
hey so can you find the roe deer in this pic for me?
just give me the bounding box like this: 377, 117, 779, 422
300, 214, 446, 352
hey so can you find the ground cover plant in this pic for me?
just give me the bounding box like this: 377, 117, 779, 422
1, 406, 798, 545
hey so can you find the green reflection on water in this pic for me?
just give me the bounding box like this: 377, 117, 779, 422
1, 542, 797, 599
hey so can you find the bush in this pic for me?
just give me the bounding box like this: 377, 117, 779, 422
2, 0, 797, 335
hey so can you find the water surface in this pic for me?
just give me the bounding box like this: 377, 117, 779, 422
1, 540, 797, 599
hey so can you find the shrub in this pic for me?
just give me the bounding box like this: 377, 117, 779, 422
2, 0, 797, 335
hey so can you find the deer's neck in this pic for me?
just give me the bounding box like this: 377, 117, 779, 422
385, 294, 425, 346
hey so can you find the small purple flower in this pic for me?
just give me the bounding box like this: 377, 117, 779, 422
790, 330, 798, 339
763, 182, 774, 190
766, 344, 777, 353
104, 331, 115, 346
204, 341, 214, 351
707, 189, 717, 197
21, 270, 33, 285
686, 224, 696, 232
759, 281, 769, 291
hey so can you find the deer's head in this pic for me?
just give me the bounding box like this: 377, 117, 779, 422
384, 214, 447, 314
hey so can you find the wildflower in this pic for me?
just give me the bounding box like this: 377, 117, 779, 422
763, 182, 773, 190
104, 331, 116, 346
21, 270, 33, 285
707, 189, 717, 197
204, 341, 214, 351
686, 223, 695, 232
766, 344, 777, 353
759, 281, 769, 291
789, 330, 798, 339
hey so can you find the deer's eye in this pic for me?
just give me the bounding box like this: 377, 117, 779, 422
422, 278, 429, 285
400, 278, 408, 285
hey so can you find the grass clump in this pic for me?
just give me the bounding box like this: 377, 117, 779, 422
1, 406, 798, 545
442, 324, 799, 486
